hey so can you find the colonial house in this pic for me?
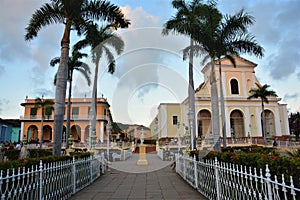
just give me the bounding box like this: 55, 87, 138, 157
150, 56, 290, 145
20, 97, 113, 145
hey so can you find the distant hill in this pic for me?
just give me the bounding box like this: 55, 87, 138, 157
116, 122, 149, 131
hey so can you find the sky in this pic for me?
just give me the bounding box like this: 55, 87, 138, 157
0, 0, 299, 126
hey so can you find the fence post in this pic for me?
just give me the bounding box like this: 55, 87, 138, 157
39, 160, 43, 200
265, 164, 273, 200
194, 155, 198, 189
214, 157, 220, 200
90, 156, 93, 183
175, 154, 178, 173
72, 157, 76, 194
183, 156, 186, 181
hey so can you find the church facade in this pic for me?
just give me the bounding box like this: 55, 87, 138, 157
150, 56, 290, 145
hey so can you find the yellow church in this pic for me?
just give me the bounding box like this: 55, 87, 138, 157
150, 56, 290, 146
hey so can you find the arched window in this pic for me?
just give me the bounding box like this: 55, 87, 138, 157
230, 79, 239, 94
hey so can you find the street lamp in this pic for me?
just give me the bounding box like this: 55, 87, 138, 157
177, 121, 181, 154
106, 122, 111, 161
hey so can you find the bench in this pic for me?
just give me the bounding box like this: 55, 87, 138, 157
112, 153, 121, 162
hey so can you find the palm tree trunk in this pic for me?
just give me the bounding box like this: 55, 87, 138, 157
53, 21, 71, 156
39, 115, 44, 149
261, 101, 267, 145
90, 60, 99, 149
210, 58, 221, 152
66, 71, 73, 149
188, 38, 196, 150
218, 62, 227, 148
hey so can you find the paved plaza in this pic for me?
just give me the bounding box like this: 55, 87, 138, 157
69, 153, 207, 200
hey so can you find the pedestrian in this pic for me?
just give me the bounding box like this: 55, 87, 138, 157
273, 137, 278, 147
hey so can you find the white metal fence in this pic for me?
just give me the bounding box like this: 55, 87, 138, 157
0, 154, 107, 200
176, 155, 300, 200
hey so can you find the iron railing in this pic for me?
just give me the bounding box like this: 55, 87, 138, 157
176, 155, 300, 200
0, 154, 107, 200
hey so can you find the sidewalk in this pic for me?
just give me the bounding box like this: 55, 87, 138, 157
69, 153, 207, 200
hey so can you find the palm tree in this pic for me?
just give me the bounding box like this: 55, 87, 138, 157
183, 5, 264, 151
34, 96, 54, 148
162, 0, 207, 150
213, 10, 264, 148
74, 23, 124, 149
50, 49, 91, 148
248, 83, 277, 145
25, 0, 130, 155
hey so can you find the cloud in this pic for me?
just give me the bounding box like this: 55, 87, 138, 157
0, 98, 10, 115
284, 93, 299, 101
218, 0, 300, 82
0, 64, 5, 76
33, 88, 55, 98
120, 6, 161, 28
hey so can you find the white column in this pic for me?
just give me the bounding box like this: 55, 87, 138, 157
244, 107, 251, 135
242, 71, 247, 97
274, 106, 282, 136
255, 107, 262, 137
222, 70, 227, 97
100, 121, 104, 142
20, 121, 24, 141
282, 106, 290, 135
225, 106, 231, 137
252, 73, 256, 88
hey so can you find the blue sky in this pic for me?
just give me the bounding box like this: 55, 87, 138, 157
0, 0, 299, 126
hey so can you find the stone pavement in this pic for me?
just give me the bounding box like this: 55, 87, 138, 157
69, 153, 207, 200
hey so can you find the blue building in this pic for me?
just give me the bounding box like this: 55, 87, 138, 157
0, 118, 21, 143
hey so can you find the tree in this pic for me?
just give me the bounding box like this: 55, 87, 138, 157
25, 0, 130, 155
34, 96, 54, 148
50, 49, 91, 148
74, 23, 124, 148
183, 4, 264, 151
162, 0, 207, 150
289, 112, 300, 140
248, 83, 277, 145
210, 9, 264, 148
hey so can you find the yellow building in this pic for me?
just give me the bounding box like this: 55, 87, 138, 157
151, 56, 290, 144
150, 103, 184, 143
20, 97, 112, 145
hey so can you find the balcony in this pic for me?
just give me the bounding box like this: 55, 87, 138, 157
20, 115, 108, 121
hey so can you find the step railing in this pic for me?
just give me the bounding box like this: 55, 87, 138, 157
0, 154, 107, 200
176, 155, 300, 200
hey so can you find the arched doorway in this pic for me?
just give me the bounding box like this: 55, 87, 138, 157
71, 125, 81, 142
197, 110, 211, 139
262, 110, 276, 137
27, 125, 38, 142
230, 110, 245, 138
43, 125, 52, 142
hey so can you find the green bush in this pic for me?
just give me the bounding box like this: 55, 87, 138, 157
203, 150, 300, 188
27, 149, 52, 158
5, 149, 20, 160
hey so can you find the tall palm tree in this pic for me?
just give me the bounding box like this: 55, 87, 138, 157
34, 96, 54, 148
25, 0, 130, 155
50, 49, 91, 148
248, 83, 277, 145
183, 5, 264, 151
162, 0, 207, 150
74, 23, 124, 149
214, 10, 264, 148
182, 3, 222, 151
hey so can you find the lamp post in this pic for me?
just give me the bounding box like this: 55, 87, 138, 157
188, 109, 195, 150
177, 121, 181, 154
106, 122, 111, 161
